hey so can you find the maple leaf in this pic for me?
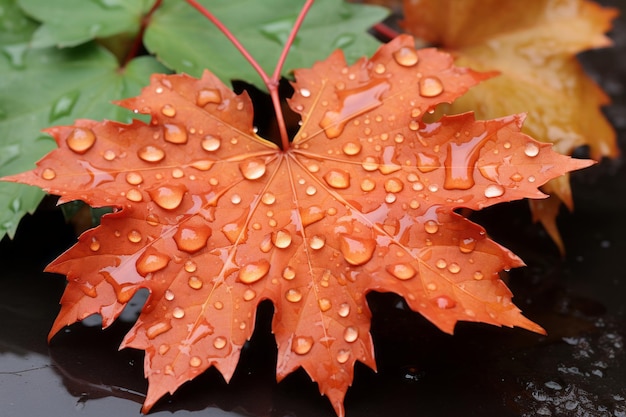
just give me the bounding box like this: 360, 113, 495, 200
2, 35, 592, 416
402, 0, 618, 251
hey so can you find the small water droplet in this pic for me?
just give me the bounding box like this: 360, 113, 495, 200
172, 306, 185, 319
213, 336, 227, 349
305, 185, 317, 196
336, 349, 350, 364
459, 237, 476, 253
146, 320, 172, 339
41, 168, 56, 180
243, 288, 256, 301
202, 135, 221, 152
103, 150, 116, 161
448, 263, 461, 274
361, 156, 379, 171
126, 172, 143, 185
164, 124, 188, 144
138, 145, 165, 163
360, 178, 376, 192
323, 169, 351, 189
473, 271, 484, 280
158, 344, 170, 355
146, 213, 159, 226
66, 127, 96, 154
419, 76, 444, 97
309, 235, 326, 250
272, 229, 292, 248
239, 260, 270, 284
239, 159, 266, 180
149, 184, 187, 210
524, 142, 540, 157
318, 298, 332, 312
484, 184, 505, 198
510, 172, 523, 182
282, 266, 296, 280
127, 229, 142, 243
373, 63, 386, 74
89, 238, 101, 252
165, 290, 175, 301
292, 336, 314, 355
161, 104, 176, 117
136, 249, 171, 276
230, 194, 242, 204
343, 326, 359, 343
435, 259, 447, 269
189, 356, 202, 367
197, 88, 222, 106
300, 205, 325, 227
338, 303, 350, 317
434, 296, 456, 309
285, 288, 303, 303
300, 88, 311, 98
386, 263, 416, 280
49, 90, 80, 122
393, 46, 419, 67
174, 217, 212, 253
339, 234, 376, 266
408, 120, 419, 131
342, 142, 362, 156
424, 220, 439, 234
214, 301, 224, 310
384, 177, 404, 193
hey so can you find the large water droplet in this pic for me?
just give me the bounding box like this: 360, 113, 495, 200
484, 184, 505, 198
343, 326, 359, 343
146, 320, 172, 339
424, 220, 439, 234
339, 234, 376, 266
66, 127, 95, 154
318, 298, 332, 312
213, 336, 227, 349
360, 178, 376, 192
319, 79, 389, 138
336, 349, 350, 364
300, 205, 325, 227
285, 288, 303, 303
202, 135, 221, 152
126, 172, 143, 185
309, 235, 326, 250
238, 260, 270, 284
161, 104, 176, 117
342, 142, 362, 156
239, 159, 266, 180
386, 263, 416, 280
89, 238, 101, 252
127, 230, 142, 243
292, 336, 314, 355
49, 90, 79, 122
524, 142, 540, 157
393, 46, 419, 67
443, 132, 489, 190
338, 303, 350, 317
136, 249, 171, 276
323, 169, 351, 189
188, 276, 203, 290
149, 184, 187, 210
416, 152, 439, 173
272, 229, 292, 248
138, 145, 165, 163
282, 266, 296, 280
419, 76, 444, 97
384, 177, 404, 193
172, 306, 185, 319
164, 124, 188, 144
197, 88, 222, 106
174, 217, 212, 253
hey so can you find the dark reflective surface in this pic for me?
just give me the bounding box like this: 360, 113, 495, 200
1, 2, 626, 416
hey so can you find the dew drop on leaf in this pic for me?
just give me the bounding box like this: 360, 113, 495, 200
161, 104, 176, 117
239, 159, 266, 180
41, 168, 56, 180
285, 288, 303, 303
434, 296, 456, 309
318, 298, 332, 312
419, 76, 444, 97
148, 184, 187, 210
360, 178, 376, 192
66, 128, 96, 154
136, 249, 171, 276
524, 142, 540, 157
473, 271, 484, 280
213, 337, 227, 349
261, 192, 276, 205
384, 178, 404, 193
336, 349, 350, 364
386, 263, 416, 280
238, 260, 270, 284
89, 238, 100, 252
448, 263, 461, 274
459, 237, 476, 253
300, 205, 325, 227
392, 46, 419, 67
272, 229, 292, 248
338, 303, 350, 318
484, 184, 505, 198
173, 217, 212, 253
435, 259, 447, 269
126, 172, 143, 185
188, 276, 203, 290
146, 320, 172, 339
309, 235, 326, 250
299, 88, 311, 98
292, 336, 314, 355
197, 88, 222, 106
339, 234, 376, 266
202, 135, 221, 152
172, 307, 185, 319
138, 145, 165, 163
282, 266, 296, 280
164, 124, 188, 144
243, 288, 256, 301
165, 290, 175, 301
127, 230, 142, 243
343, 326, 359, 343
323, 169, 351, 189
424, 220, 439, 234
189, 356, 202, 368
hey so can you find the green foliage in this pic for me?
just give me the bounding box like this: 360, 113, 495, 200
0, 0, 387, 240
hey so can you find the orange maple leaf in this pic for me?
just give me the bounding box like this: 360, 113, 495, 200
2, 35, 592, 416
402, 0, 618, 252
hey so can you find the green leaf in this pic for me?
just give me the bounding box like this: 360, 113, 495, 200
17, 0, 155, 48
144, 0, 388, 89
0, 43, 167, 239
0, 0, 39, 45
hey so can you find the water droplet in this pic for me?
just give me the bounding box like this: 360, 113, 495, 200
146, 320, 172, 339
393, 46, 419, 67
361, 156, 379, 171
386, 263, 416, 280
385, 193, 397, 204
164, 124, 188, 144
183, 275, 202, 290
165, 290, 175, 301
66, 127, 96, 154
103, 150, 116, 161
459, 237, 476, 253
484, 184, 505, 198
424, 220, 439, 234
272, 229, 292, 248
408, 120, 419, 131
448, 263, 461, 274
158, 344, 170, 355
300, 205, 325, 227
42, 168, 56, 180
473, 271, 484, 280
230, 194, 242, 205
300, 88, 311, 98
174, 217, 212, 253
282, 266, 296, 280
373, 63, 386, 74
342, 142, 362, 156
127, 230, 142, 243
524, 142, 540, 157
336, 349, 350, 364
243, 288, 256, 301
239, 159, 266, 180
292, 336, 314, 355
309, 235, 326, 250
339, 234, 376, 266
214, 301, 224, 310
161, 104, 176, 117
510, 172, 523, 182
419, 76, 444, 97
126, 172, 143, 185
318, 298, 332, 312
136, 249, 171, 276
89, 238, 101, 252
189, 356, 202, 367
285, 288, 303, 303
343, 326, 358, 343
434, 296, 456, 309
319, 79, 389, 138
170, 306, 184, 319
384, 177, 404, 193
197, 88, 222, 106
202, 135, 221, 152
213, 336, 227, 349
435, 259, 447, 269
149, 184, 187, 210
138, 145, 165, 162
49, 90, 79, 122
338, 303, 350, 317
305, 185, 317, 196
323, 169, 351, 189
1, 44, 27, 69
146, 214, 160, 226
239, 260, 270, 284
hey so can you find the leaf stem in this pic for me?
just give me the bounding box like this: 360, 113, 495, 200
123, 0, 162, 68
271, 0, 315, 81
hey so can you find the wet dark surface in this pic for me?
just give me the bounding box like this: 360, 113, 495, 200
2, 3, 626, 417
